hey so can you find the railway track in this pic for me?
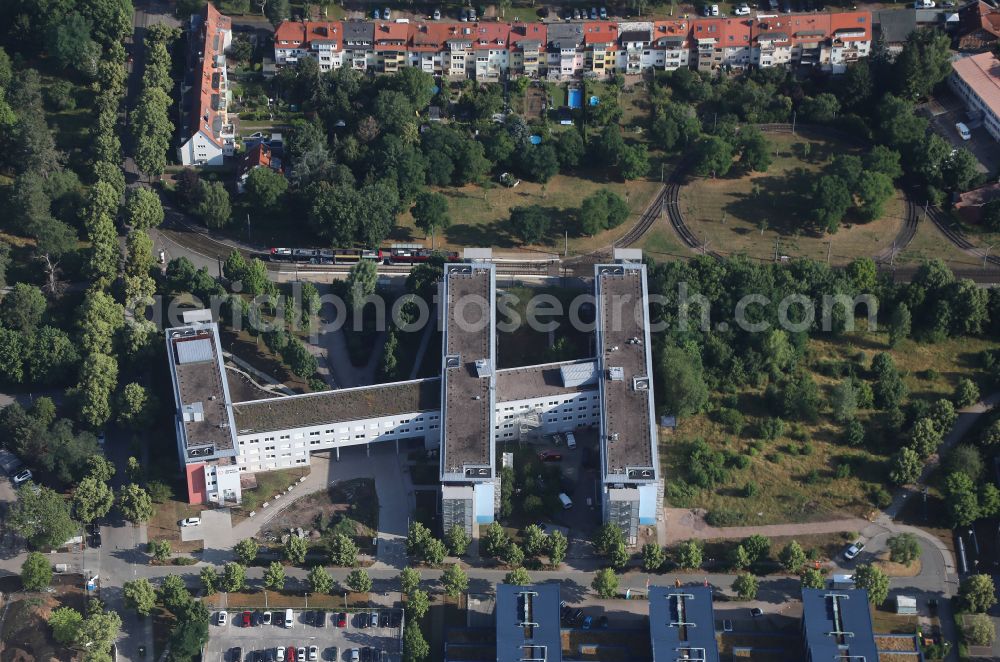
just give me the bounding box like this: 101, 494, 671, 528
874, 197, 920, 266
615, 183, 669, 248
926, 206, 1000, 269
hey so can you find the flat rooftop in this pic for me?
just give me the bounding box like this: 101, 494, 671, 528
232, 378, 440, 434
596, 264, 657, 480
496, 583, 562, 662
168, 326, 236, 453
441, 264, 495, 476
801, 588, 878, 662
495, 360, 598, 401
648, 586, 720, 662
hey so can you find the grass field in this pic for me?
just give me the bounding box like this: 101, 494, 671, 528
678, 133, 905, 265
391, 173, 663, 255
662, 324, 999, 524
896, 216, 984, 270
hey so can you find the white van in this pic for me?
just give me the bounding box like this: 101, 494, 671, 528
558, 493, 573, 509
914, 0, 935, 7
831, 574, 855, 589
956, 122, 971, 140
284, 609, 294, 628
565, 432, 577, 449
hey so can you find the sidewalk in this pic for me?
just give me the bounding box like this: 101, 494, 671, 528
663, 509, 870, 545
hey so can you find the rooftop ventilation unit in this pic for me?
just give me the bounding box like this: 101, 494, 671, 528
182, 402, 205, 422
608, 367, 624, 381
475, 358, 493, 378
633, 376, 650, 391
446, 355, 461, 369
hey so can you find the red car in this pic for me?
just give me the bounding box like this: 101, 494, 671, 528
337, 612, 347, 628
538, 451, 562, 462
242, 611, 251, 627
287, 647, 295, 662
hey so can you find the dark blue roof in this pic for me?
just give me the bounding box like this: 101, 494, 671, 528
496, 583, 562, 662
801, 588, 879, 662
648, 586, 720, 662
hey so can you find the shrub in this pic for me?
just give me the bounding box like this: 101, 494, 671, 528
870, 486, 892, 509
743, 481, 759, 498
758, 417, 785, 441
717, 407, 745, 434
705, 509, 745, 526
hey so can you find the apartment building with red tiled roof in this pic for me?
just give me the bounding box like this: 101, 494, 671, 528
269, 13, 871, 80
178, 3, 233, 167
274, 21, 343, 71
509, 22, 547, 77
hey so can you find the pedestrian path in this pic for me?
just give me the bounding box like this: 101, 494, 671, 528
664, 509, 870, 544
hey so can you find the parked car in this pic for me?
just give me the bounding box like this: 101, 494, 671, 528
314, 611, 325, 627
262, 612, 272, 625
711, 4, 720, 14
284, 609, 294, 628
303, 611, 314, 627
956, 122, 972, 140
589, 7, 597, 18
379, 612, 391, 628
242, 611, 252, 627
276, 648, 285, 662
843, 540, 865, 560
296, 647, 305, 662
723, 619, 733, 632
573, 8, 582, 18
217, 611, 228, 626
232, 648, 242, 662
582, 616, 593, 630
337, 612, 348, 628
286, 647, 295, 662
734, 3, 751, 13
538, 451, 562, 462
432, 8, 441, 18
369, 611, 379, 628
372, 8, 380, 18
180, 517, 201, 527
12, 469, 32, 486
469, 7, 477, 19
750, 608, 764, 617
382, 7, 391, 19
349, 650, 360, 662
252, 611, 263, 627
326, 649, 338, 662
307, 646, 317, 661
600, 6, 608, 17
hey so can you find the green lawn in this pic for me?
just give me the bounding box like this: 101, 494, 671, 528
678, 131, 905, 264
392, 173, 663, 254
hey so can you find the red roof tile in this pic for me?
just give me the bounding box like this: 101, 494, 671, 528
190, 3, 231, 149
583, 20, 619, 44
508, 21, 547, 48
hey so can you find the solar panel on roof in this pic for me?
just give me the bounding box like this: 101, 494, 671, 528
176, 338, 214, 364
560, 362, 597, 388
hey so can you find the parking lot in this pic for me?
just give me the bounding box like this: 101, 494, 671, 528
205, 609, 402, 662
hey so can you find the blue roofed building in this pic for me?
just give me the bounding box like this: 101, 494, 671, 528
801, 588, 879, 662
496, 583, 562, 662
648, 586, 720, 662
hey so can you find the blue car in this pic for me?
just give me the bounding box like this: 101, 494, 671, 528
372, 8, 380, 18
582, 616, 592, 630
